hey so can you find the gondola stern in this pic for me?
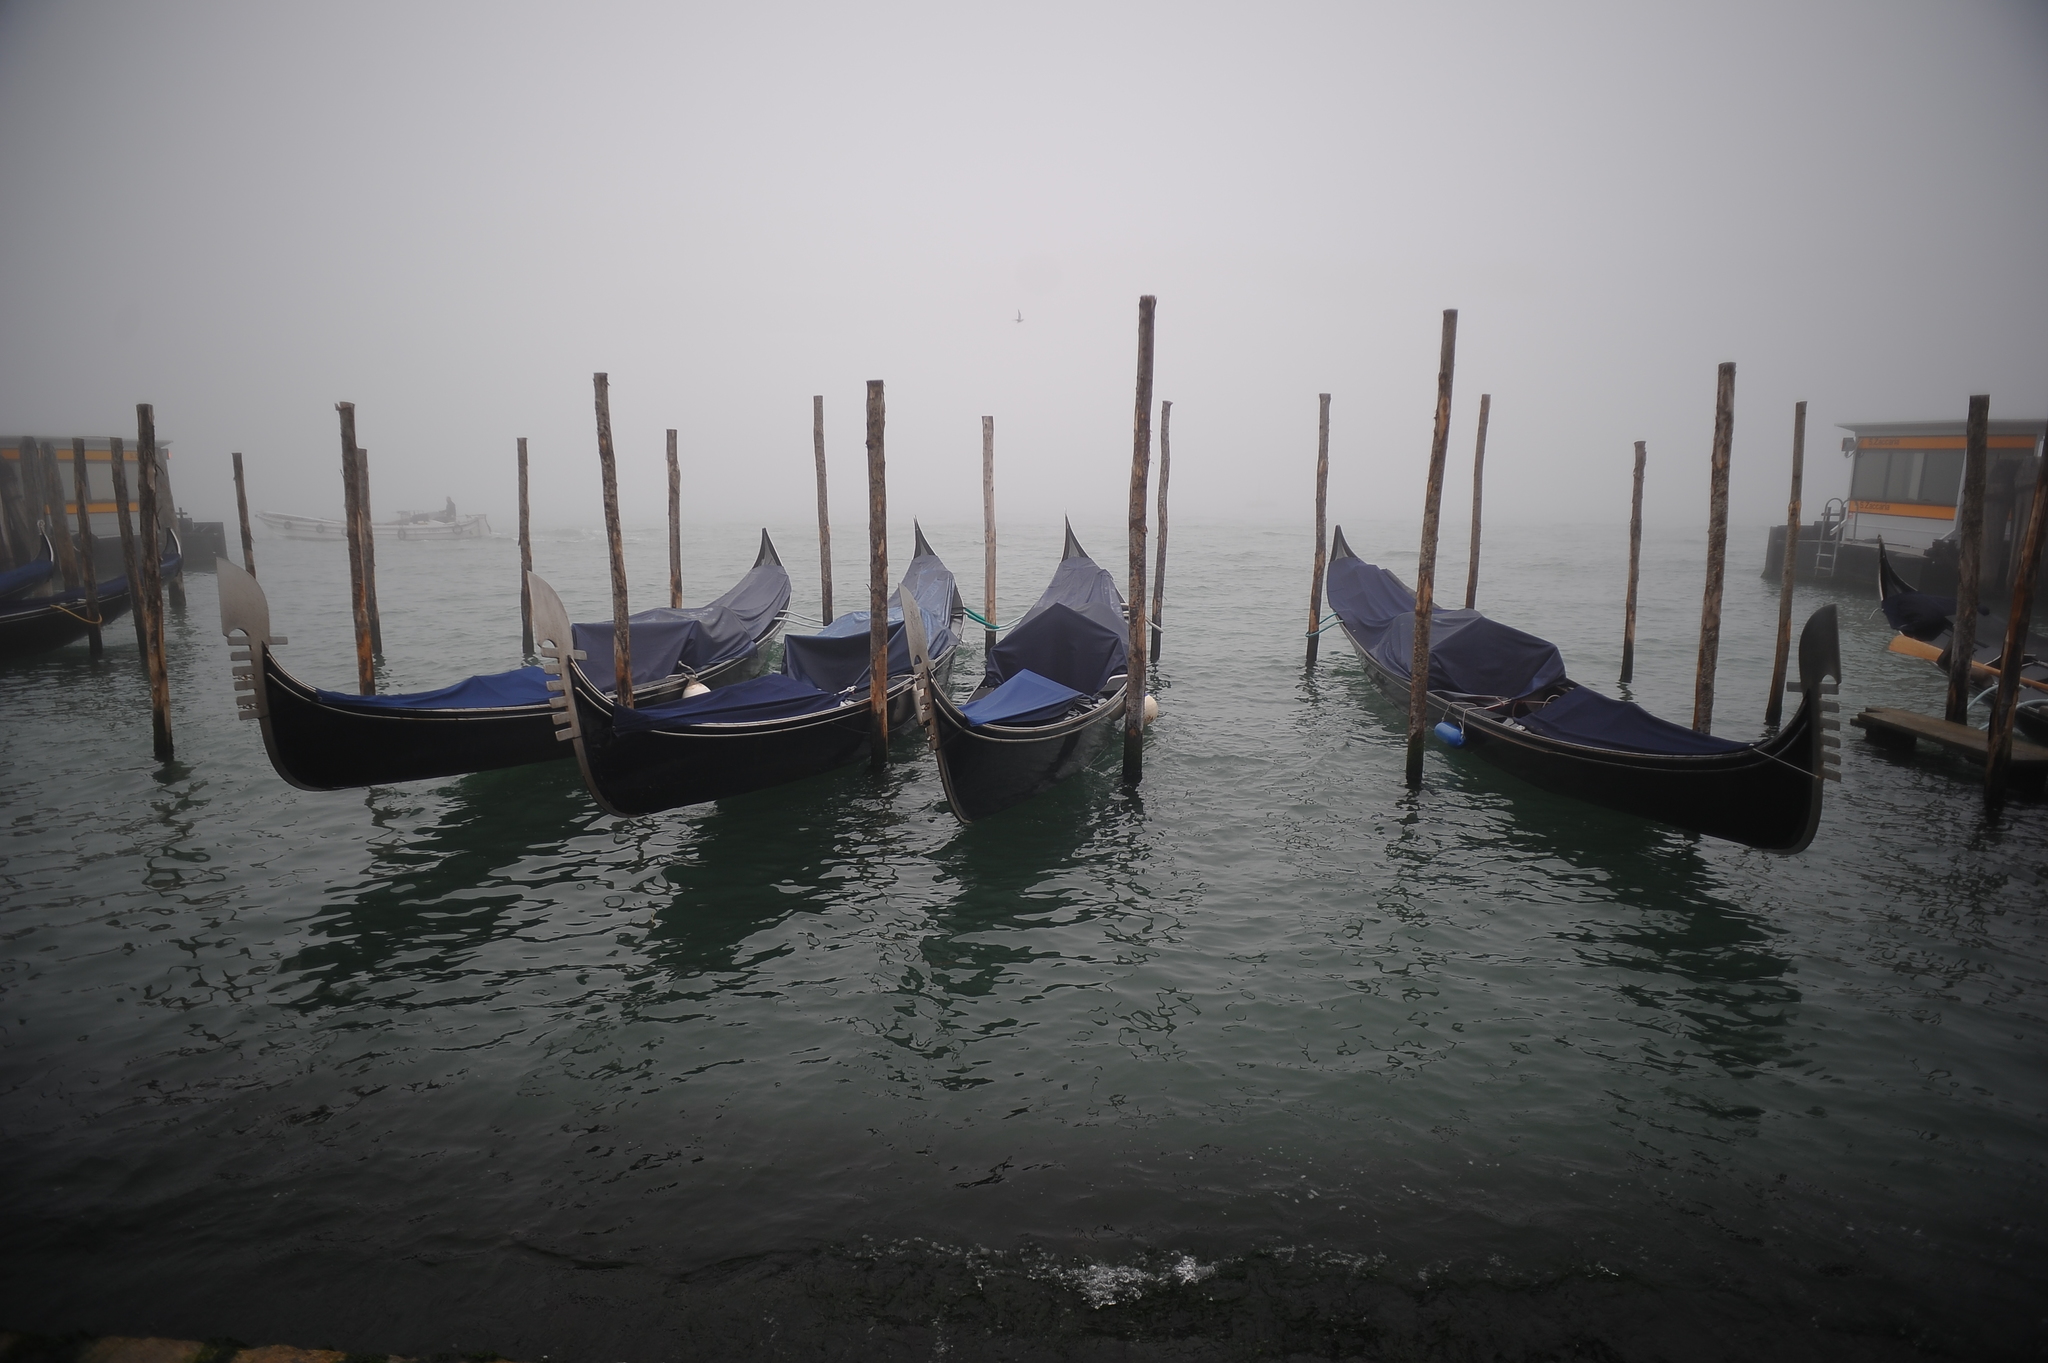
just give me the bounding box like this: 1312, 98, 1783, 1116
1330, 525, 1357, 560
913, 520, 935, 560
754, 529, 783, 569
1062, 519, 1087, 561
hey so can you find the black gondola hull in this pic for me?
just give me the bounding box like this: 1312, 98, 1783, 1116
925, 686, 1127, 823
1337, 624, 1828, 852
0, 583, 135, 659
568, 651, 953, 817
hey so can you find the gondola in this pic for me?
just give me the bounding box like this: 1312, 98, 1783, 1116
1324, 527, 1840, 853
0, 532, 182, 662
531, 525, 965, 817
219, 531, 791, 791
902, 524, 1135, 824
0, 536, 55, 601
1875, 536, 2047, 694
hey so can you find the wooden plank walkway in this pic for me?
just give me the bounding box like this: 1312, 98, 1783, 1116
1853, 706, 2048, 788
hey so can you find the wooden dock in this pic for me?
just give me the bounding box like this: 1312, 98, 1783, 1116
1853, 706, 2048, 791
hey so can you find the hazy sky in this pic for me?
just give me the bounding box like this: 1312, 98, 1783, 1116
2, 1, 2043, 537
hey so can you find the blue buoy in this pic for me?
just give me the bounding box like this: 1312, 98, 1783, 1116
1432, 721, 1466, 748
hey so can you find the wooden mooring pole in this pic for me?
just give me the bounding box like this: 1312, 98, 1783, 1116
41, 442, 81, 590
814, 395, 834, 624
593, 373, 633, 707
1692, 362, 1735, 734
1764, 402, 1806, 728
1463, 394, 1491, 609
336, 403, 375, 694
1151, 399, 1171, 661
1946, 395, 1991, 723
69, 439, 102, 657
982, 415, 997, 657
353, 446, 382, 658
1986, 446, 2048, 807
666, 428, 683, 608
231, 451, 256, 577
1620, 441, 1646, 684
865, 380, 888, 766
108, 436, 145, 660
1305, 393, 1331, 669
134, 404, 173, 759
517, 437, 534, 657
1122, 295, 1156, 788
1406, 310, 1458, 787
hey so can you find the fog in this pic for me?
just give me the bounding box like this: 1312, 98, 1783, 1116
2, 1, 2043, 539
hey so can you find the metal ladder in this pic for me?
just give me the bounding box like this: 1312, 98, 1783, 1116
1810, 498, 1847, 578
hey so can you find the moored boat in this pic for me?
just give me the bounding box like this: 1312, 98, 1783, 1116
219, 531, 789, 790
1325, 526, 1840, 853
531, 525, 964, 817
904, 524, 1133, 824
0, 532, 182, 662
258, 504, 492, 541
1875, 536, 2048, 693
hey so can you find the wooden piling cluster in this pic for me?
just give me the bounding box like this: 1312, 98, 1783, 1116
42, 441, 82, 589
1123, 296, 1156, 787
1691, 362, 1735, 734
108, 436, 146, 661
1405, 310, 1458, 787
68, 438, 103, 657
1764, 402, 1806, 727
1305, 394, 1331, 669
1945, 395, 1990, 724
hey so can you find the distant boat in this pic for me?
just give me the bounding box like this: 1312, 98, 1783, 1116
258, 497, 490, 541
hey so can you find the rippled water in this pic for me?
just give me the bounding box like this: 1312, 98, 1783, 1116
2, 520, 2042, 1360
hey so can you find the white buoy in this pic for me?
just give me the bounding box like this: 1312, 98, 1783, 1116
1143, 694, 1160, 724
683, 680, 710, 698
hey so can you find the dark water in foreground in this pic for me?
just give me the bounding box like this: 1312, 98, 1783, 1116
2, 520, 2043, 1361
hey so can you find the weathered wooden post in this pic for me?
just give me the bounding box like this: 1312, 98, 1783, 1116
69, 439, 102, 657
1692, 362, 1736, 734
1406, 310, 1458, 787
1764, 402, 1807, 727
1305, 393, 1331, 669
351, 445, 382, 658
41, 442, 82, 589
1151, 399, 1172, 661
1986, 448, 2048, 806
517, 437, 534, 657
336, 403, 375, 694
1946, 394, 1991, 724
108, 436, 146, 660
814, 395, 834, 624
1620, 441, 1646, 684
230, 451, 256, 576
666, 428, 683, 608
1123, 295, 1156, 788
1463, 393, 1491, 609
593, 373, 634, 707
134, 404, 173, 759
865, 380, 889, 765
982, 414, 998, 657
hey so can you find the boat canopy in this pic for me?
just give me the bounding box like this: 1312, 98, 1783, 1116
1517, 685, 1749, 755
612, 672, 845, 733
783, 549, 958, 692
574, 557, 790, 687
985, 554, 1127, 697
0, 546, 53, 601
1325, 556, 1565, 699
959, 669, 1091, 727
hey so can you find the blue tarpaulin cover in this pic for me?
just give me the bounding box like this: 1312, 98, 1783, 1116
320, 666, 553, 711
1881, 589, 1963, 642
783, 550, 958, 691
984, 553, 1127, 697
612, 672, 845, 734
1325, 555, 1565, 699
1517, 685, 1750, 755
573, 558, 790, 688
0, 552, 53, 601
959, 669, 1090, 727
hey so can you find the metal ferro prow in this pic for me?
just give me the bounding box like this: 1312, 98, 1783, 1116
216, 557, 286, 723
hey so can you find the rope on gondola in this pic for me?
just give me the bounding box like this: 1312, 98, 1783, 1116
963, 606, 1005, 631
1304, 614, 1342, 637
50, 601, 104, 626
